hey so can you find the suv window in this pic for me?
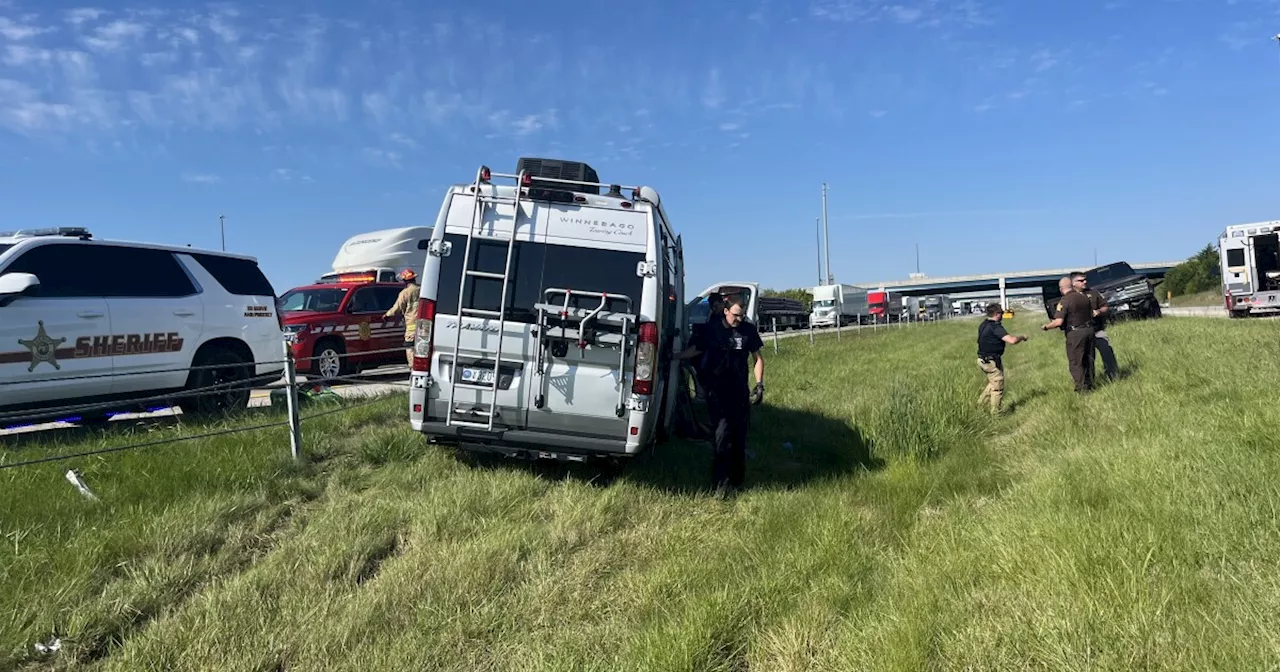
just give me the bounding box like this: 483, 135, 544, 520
349, 286, 400, 313
4, 243, 197, 298
189, 253, 276, 297
279, 287, 348, 312
0, 244, 12, 257
435, 233, 646, 323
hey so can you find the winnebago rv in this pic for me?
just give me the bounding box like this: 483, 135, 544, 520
408, 158, 686, 461
809, 283, 868, 327
1220, 220, 1280, 317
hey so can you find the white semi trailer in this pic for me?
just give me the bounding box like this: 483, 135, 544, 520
810, 283, 869, 328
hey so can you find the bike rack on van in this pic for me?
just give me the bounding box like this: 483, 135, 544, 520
532, 288, 637, 418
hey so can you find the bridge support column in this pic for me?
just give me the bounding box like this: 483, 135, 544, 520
998, 276, 1007, 311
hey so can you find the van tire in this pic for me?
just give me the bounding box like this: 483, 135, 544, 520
180, 345, 252, 418
312, 338, 347, 380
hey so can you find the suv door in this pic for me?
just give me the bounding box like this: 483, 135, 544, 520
97, 245, 204, 396
0, 242, 114, 412
346, 285, 403, 366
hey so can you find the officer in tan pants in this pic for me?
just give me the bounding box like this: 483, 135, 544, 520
976, 302, 1028, 413
384, 269, 421, 366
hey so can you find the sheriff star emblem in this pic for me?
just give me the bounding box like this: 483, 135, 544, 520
18, 321, 66, 372
358, 321, 371, 341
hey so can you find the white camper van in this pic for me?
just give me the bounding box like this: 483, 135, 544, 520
407, 158, 686, 461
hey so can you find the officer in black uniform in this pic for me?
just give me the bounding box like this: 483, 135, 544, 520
678, 295, 765, 494
1042, 272, 1096, 392
975, 302, 1027, 413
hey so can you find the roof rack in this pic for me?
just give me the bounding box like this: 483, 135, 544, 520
0, 227, 92, 240
470, 162, 652, 204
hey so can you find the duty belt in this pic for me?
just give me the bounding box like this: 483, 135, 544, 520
1068, 324, 1094, 331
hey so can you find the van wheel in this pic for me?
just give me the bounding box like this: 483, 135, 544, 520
312, 339, 346, 380
181, 347, 252, 418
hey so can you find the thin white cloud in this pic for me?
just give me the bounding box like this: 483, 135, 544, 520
64, 8, 107, 27
362, 147, 402, 168
388, 132, 418, 148
82, 19, 148, 52
271, 167, 313, 182
182, 173, 221, 184
702, 68, 726, 109
809, 0, 992, 27
0, 16, 55, 41
719, 121, 742, 131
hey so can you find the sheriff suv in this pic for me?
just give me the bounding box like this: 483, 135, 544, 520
0, 227, 286, 426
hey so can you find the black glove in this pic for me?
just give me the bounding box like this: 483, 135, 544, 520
750, 382, 764, 405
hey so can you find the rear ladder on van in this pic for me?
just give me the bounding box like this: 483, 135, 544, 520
444, 166, 527, 431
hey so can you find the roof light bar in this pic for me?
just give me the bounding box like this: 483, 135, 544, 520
0, 227, 92, 239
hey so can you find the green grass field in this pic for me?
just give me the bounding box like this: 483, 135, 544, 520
1166, 288, 1223, 307
4, 314, 1280, 671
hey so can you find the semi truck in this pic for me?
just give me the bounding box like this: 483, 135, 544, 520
809, 283, 868, 328
923, 294, 951, 319
867, 289, 904, 322
1219, 220, 1280, 318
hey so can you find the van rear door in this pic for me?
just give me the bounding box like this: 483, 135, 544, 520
523, 209, 651, 442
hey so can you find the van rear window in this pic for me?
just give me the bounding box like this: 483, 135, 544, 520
435, 233, 645, 322
1226, 248, 1245, 267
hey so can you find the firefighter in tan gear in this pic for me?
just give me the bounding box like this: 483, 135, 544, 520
384, 269, 421, 366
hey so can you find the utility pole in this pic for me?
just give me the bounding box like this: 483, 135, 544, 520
916, 243, 920, 274
1093, 247, 1098, 266
218, 215, 226, 251
821, 182, 833, 285
815, 216, 823, 285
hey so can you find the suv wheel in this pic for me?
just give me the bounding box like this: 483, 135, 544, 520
312, 339, 346, 381
181, 347, 252, 418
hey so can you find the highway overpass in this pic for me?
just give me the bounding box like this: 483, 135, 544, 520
855, 261, 1182, 308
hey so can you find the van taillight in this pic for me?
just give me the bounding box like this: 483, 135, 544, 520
412, 298, 436, 371
632, 321, 658, 396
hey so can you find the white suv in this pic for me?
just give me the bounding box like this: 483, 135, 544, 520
0, 227, 286, 426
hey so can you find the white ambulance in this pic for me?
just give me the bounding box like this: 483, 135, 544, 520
407, 158, 686, 461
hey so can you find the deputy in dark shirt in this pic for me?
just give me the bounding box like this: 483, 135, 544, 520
1074, 274, 1119, 381
975, 302, 1027, 414
1042, 272, 1097, 392
678, 295, 765, 494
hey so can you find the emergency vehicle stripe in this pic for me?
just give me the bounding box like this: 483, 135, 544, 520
0, 348, 77, 365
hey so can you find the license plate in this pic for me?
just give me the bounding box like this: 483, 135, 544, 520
459, 367, 496, 384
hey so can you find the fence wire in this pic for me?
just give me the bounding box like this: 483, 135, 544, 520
0, 391, 399, 471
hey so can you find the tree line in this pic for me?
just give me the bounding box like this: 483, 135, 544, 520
1158, 243, 1220, 298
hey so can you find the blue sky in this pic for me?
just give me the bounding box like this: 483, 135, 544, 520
1, 0, 1278, 295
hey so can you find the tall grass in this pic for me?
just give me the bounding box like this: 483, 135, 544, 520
4, 315, 1280, 670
